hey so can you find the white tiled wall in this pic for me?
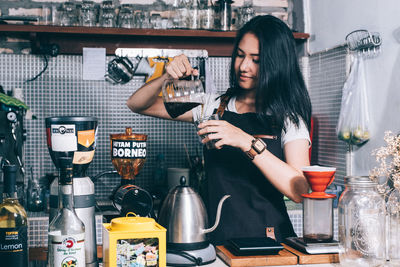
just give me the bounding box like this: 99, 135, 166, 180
4, 44, 349, 249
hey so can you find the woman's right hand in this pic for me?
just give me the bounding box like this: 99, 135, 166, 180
165, 54, 199, 79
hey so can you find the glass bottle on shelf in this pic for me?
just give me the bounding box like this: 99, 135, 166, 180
48, 157, 85, 267
338, 176, 386, 267
0, 164, 28, 267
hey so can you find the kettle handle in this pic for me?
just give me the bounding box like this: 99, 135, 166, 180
202, 194, 230, 234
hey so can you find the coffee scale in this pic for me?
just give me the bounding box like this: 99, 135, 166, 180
285, 166, 339, 254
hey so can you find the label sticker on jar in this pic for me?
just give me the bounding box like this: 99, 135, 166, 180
111, 140, 147, 159
50, 124, 77, 152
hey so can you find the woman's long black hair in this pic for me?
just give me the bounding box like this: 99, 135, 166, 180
227, 15, 312, 133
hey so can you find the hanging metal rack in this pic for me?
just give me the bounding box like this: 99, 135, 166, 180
345, 29, 382, 58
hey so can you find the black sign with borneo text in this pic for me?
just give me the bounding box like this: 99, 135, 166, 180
111, 139, 147, 159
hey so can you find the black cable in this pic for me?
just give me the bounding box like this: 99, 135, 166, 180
25, 54, 48, 82
167, 249, 203, 266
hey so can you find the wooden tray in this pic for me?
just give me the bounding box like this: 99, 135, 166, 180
216, 245, 297, 267
282, 244, 339, 265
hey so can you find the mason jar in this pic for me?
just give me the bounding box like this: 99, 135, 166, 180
387, 187, 400, 265
338, 176, 386, 267
99, 0, 116, 27
79, 0, 96, 27
118, 4, 135, 28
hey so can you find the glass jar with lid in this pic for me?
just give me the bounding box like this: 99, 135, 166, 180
59, 2, 78, 26
99, 0, 116, 27
79, 0, 96, 27
387, 187, 400, 265
338, 176, 386, 267
118, 4, 135, 28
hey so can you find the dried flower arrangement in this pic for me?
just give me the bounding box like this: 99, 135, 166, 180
369, 131, 400, 195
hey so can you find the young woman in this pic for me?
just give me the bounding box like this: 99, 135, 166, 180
127, 15, 311, 245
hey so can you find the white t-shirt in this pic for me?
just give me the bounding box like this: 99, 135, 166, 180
192, 93, 311, 148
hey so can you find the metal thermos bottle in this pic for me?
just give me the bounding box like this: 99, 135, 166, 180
49, 176, 97, 267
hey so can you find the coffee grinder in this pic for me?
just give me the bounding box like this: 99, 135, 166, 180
46, 116, 98, 267
110, 127, 153, 217
286, 166, 339, 254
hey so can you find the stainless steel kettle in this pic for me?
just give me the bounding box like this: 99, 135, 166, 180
158, 176, 230, 249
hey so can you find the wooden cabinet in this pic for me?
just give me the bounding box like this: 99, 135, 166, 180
0, 25, 309, 57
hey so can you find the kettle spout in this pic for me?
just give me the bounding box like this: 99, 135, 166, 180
202, 195, 230, 234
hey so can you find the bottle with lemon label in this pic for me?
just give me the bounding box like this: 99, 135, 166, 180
0, 164, 28, 267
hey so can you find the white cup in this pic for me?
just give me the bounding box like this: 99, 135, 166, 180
167, 168, 190, 190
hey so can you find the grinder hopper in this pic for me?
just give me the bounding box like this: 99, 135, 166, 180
110, 127, 153, 217
45, 116, 97, 176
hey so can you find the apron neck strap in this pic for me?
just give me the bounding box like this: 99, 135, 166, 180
216, 94, 231, 117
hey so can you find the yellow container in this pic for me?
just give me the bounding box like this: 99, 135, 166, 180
102, 213, 166, 267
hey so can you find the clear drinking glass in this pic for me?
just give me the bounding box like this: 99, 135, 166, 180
194, 113, 220, 149
79, 0, 96, 27
200, 7, 214, 30
150, 13, 162, 29
118, 4, 135, 28
338, 176, 386, 267
135, 11, 150, 29
99, 0, 116, 27
240, 5, 255, 28
187, 1, 200, 29
40, 5, 52, 25
59, 2, 78, 26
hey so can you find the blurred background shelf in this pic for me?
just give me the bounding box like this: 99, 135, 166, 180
0, 24, 310, 57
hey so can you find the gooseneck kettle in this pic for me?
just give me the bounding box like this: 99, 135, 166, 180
158, 176, 230, 250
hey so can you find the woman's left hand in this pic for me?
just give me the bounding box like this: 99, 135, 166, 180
196, 119, 253, 151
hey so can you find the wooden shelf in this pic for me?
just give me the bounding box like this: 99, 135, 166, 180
0, 24, 310, 57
